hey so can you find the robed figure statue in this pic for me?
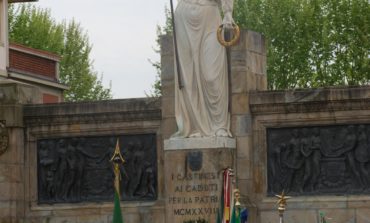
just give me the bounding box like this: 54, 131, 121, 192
172, 0, 234, 138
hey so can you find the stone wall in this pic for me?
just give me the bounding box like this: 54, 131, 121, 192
229, 30, 267, 223
0, 82, 41, 222
161, 30, 370, 223
0, 84, 166, 222
1, 28, 370, 223
22, 98, 165, 223
250, 87, 370, 223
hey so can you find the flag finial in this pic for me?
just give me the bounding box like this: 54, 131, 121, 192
275, 190, 291, 223
110, 139, 125, 164
110, 139, 125, 198
110, 138, 125, 223
233, 189, 241, 207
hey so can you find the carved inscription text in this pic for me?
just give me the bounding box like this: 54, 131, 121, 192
169, 172, 220, 217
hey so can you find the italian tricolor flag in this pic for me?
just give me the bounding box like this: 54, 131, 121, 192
217, 169, 233, 223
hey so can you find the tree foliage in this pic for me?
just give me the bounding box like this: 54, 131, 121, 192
234, 0, 370, 89
147, 7, 172, 97
154, 0, 369, 91
8, 4, 112, 101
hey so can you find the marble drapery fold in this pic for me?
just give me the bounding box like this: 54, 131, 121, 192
172, 0, 233, 138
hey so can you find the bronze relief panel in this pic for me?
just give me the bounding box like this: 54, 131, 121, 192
267, 125, 370, 196
37, 134, 157, 204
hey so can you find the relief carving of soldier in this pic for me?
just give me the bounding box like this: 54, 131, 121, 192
354, 125, 370, 187
268, 143, 285, 193
125, 142, 148, 198
65, 138, 99, 201
38, 141, 56, 200
308, 128, 322, 190
55, 139, 68, 201
301, 128, 321, 192
280, 129, 305, 192
336, 126, 364, 188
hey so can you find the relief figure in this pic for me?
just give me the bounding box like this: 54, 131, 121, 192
301, 128, 322, 191
354, 125, 370, 187
281, 129, 305, 192
37, 135, 157, 204
268, 125, 370, 196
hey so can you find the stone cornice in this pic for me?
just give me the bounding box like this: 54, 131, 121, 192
24, 98, 161, 126
9, 0, 38, 3
250, 86, 370, 115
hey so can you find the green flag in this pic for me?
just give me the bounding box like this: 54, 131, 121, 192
217, 179, 224, 223
319, 212, 330, 223
231, 205, 241, 223
112, 191, 123, 223
216, 210, 222, 223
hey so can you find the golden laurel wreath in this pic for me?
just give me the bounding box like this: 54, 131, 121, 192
217, 23, 240, 47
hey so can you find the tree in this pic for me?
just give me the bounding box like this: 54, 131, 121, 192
8, 4, 64, 54
147, 6, 172, 98
154, 0, 369, 91
8, 4, 112, 101
234, 0, 370, 89
60, 20, 111, 101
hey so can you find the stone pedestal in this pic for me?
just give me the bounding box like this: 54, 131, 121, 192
0, 81, 41, 222
164, 138, 236, 223
160, 29, 267, 223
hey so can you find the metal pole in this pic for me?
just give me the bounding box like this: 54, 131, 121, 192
169, 0, 184, 89
275, 191, 290, 223
225, 29, 232, 114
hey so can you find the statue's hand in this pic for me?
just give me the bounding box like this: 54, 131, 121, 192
222, 12, 234, 30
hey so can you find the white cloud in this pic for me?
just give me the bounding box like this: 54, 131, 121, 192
32, 0, 169, 98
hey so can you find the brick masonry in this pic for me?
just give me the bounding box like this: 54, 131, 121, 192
9, 47, 57, 80
42, 93, 59, 104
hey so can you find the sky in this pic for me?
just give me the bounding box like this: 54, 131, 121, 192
31, 0, 175, 99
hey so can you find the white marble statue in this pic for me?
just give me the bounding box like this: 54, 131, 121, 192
172, 0, 234, 138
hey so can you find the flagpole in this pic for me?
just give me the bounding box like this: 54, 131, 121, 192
169, 0, 184, 89
275, 191, 291, 223
233, 189, 242, 223
110, 139, 125, 223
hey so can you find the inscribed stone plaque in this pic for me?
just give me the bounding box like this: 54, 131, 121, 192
37, 134, 157, 204
165, 148, 233, 223
267, 124, 370, 196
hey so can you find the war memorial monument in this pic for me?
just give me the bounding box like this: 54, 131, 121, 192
1, 0, 370, 222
